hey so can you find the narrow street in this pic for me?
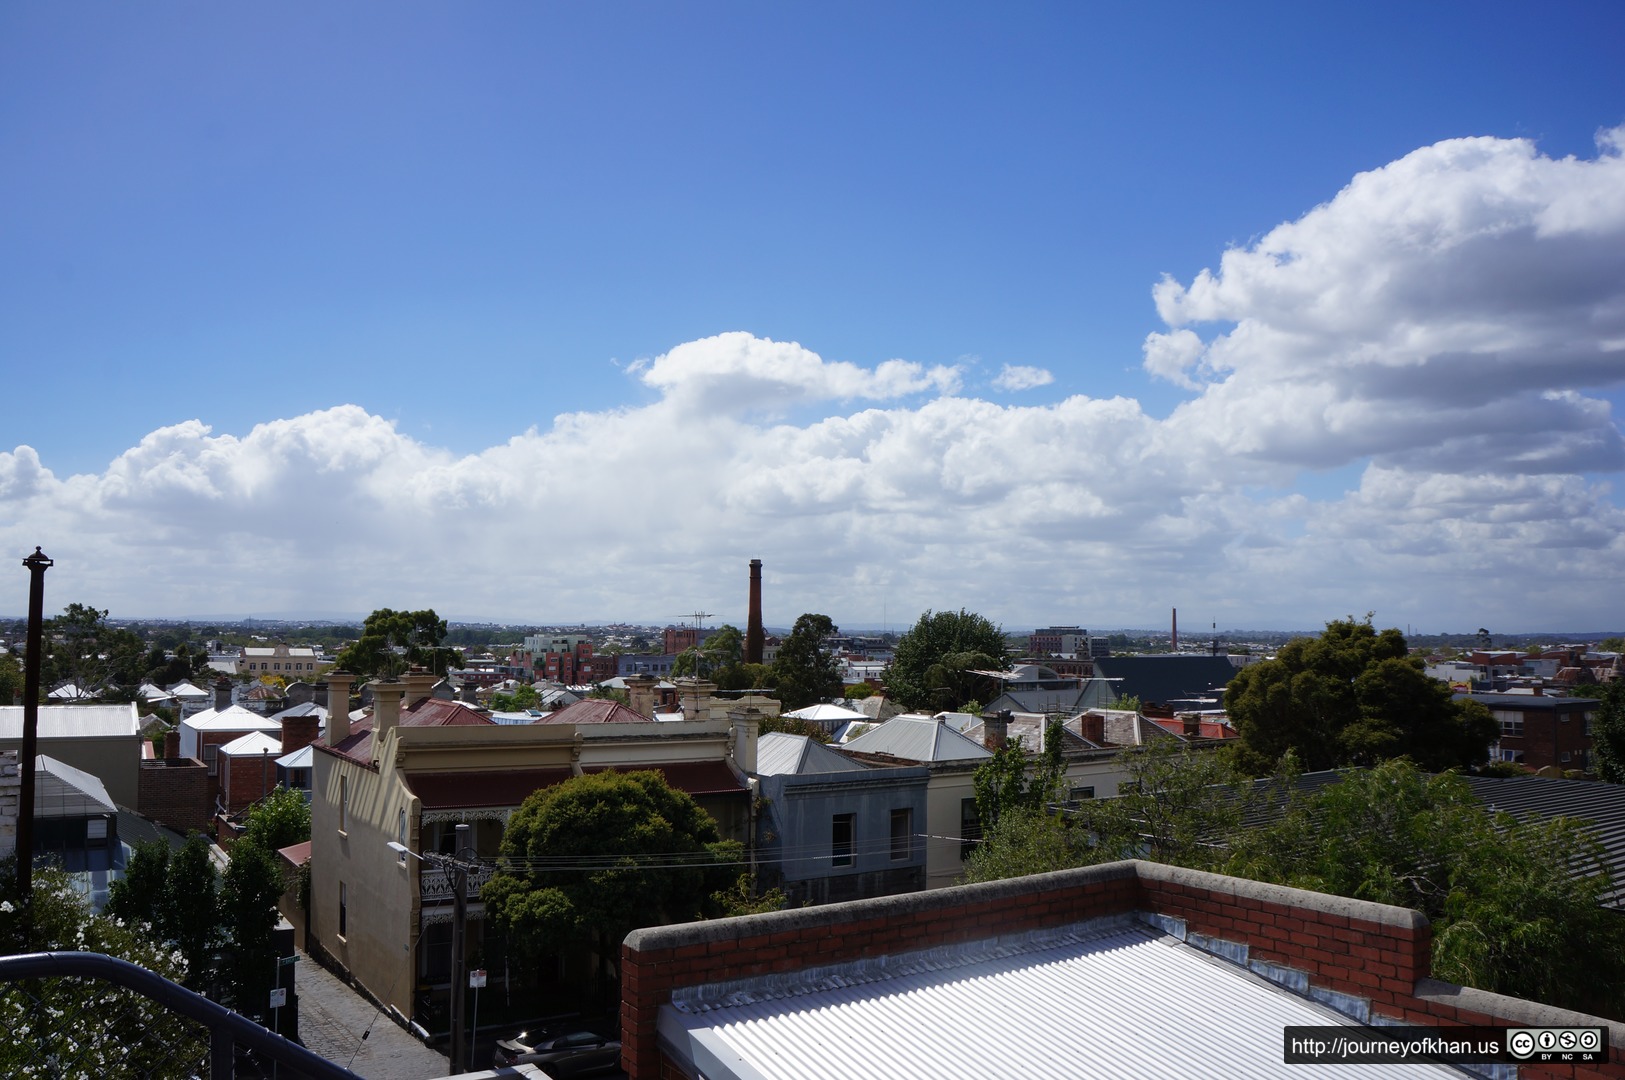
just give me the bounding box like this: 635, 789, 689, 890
286, 950, 451, 1080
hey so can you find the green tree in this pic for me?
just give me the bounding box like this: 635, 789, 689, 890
1592, 679, 1625, 784
971, 722, 1065, 833
885, 609, 1010, 710
221, 840, 288, 1019
489, 683, 542, 711
0, 861, 207, 1078
334, 608, 459, 678
163, 834, 222, 984
0, 650, 22, 706
240, 785, 313, 852
43, 602, 145, 697
1225, 617, 1496, 775
483, 771, 736, 997
770, 614, 844, 710
1227, 761, 1625, 1015
104, 839, 172, 928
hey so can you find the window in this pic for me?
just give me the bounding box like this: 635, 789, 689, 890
890, 808, 912, 860
960, 798, 982, 860
397, 808, 409, 863
338, 882, 348, 938
1561, 751, 1572, 763
339, 775, 349, 833
831, 813, 855, 867
203, 744, 219, 776
1496, 711, 1523, 738
1063, 784, 1096, 810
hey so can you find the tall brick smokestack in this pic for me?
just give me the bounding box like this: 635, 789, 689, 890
745, 558, 765, 665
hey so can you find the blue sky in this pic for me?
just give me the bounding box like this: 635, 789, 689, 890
3, 3, 1624, 633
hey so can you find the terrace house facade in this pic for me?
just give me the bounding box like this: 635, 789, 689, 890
309, 671, 773, 1029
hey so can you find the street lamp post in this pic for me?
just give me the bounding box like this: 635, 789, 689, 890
18, 547, 53, 901
389, 822, 476, 1074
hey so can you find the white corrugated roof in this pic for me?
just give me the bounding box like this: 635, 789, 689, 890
782, 703, 869, 723
219, 731, 284, 757
0, 703, 141, 740
277, 744, 314, 769
662, 919, 1461, 1080
841, 713, 992, 762
755, 732, 869, 776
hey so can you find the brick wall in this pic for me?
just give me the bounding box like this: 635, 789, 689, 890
621, 860, 1624, 1080
138, 757, 210, 834
222, 751, 277, 813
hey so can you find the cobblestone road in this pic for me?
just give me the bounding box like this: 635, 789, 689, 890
290, 950, 451, 1080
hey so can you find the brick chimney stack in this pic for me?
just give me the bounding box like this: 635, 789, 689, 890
746, 558, 765, 666
163, 729, 181, 759
372, 679, 405, 739
983, 710, 1010, 751
403, 665, 436, 706
625, 674, 658, 719
213, 676, 233, 712
1078, 712, 1105, 745
280, 712, 320, 756
325, 672, 355, 745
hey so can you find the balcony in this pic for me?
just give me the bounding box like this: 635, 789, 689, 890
418, 861, 497, 903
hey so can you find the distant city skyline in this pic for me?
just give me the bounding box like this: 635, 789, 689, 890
3, 5, 1623, 633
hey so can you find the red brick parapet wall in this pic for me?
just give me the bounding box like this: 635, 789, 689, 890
621, 860, 1625, 1079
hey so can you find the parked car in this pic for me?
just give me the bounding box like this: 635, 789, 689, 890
492, 1029, 622, 1076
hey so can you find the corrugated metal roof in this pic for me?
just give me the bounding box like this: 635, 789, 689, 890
841, 714, 993, 762
663, 920, 1461, 1080
0, 703, 141, 740
1462, 774, 1625, 910
219, 731, 283, 757
35, 754, 116, 818
756, 733, 869, 776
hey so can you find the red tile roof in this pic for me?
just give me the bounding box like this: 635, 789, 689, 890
538, 699, 653, 724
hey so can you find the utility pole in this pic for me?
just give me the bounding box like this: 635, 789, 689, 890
18, 547, 53, 901
449, 822, 470, 1074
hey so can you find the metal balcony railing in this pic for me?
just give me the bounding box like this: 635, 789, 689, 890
0, 950, 363, 1080
418, 861, 497, 903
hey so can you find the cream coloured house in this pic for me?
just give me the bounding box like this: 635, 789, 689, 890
308, 671, 774, 1029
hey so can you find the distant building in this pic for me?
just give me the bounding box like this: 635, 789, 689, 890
1028, 626, 1088, 657
238, 643, 322, 678
1454, 688, 1598, 771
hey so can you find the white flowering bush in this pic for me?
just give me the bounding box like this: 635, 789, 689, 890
0, 864, 208, 1078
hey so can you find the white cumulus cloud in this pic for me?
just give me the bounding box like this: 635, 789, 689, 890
991, 364, 1056, 391
4, 129, 1623, 631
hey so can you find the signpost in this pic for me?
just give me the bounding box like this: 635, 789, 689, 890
469, 968, 487, 1070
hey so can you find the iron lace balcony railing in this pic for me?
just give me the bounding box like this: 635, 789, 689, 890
418, 861, 497, 903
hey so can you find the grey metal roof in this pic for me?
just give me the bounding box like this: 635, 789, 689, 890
661, 918, 1461, 1080
755, 732, 869, 776
1091, 654, 1238, 707
35, 754, 116, 818
841, 714, 993, 762
0, 703, 142, 740
1461, 774, 1625, 909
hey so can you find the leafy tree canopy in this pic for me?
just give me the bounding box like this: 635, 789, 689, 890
971, 721, 1065, 833
1227, 760, 1625, 1015
886, 609, 1010, 710
769, 614, 844, 710
240, 785, 312, 853
43, 602, 146, 696
334, 607, 459, 678
1, 860, 206, 1077
483, 771, 736, 992
1224, 617, 1496, 775
1592, 679, 1625, 784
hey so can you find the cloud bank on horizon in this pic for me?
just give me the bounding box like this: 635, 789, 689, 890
4, 129, 1624, 633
